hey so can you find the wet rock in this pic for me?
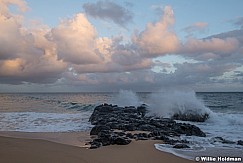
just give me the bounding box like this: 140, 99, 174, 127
124, 106, 137, 113
135, 133, 149, 140
173, 144, 190, 149
124, 124, 136, 131
90, 125, 110, 135
174, 123, 206, 137
137, 104, 148, 117
88, 103, 207, 148
126, 133, 133, 139
114, 137, 131, 145
172, 112, 209, 122
138, 124, 156, 131
151, 131, 161, 137
211, 137, 235, 144
237, 140, 243, 146
116, 132, 126, 137
90, 140, 102, 149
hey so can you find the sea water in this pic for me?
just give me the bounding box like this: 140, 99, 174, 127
0, 91, 242, 159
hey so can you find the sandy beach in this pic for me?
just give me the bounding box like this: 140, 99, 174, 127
0, 132, 193, 163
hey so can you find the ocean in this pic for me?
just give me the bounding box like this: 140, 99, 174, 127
0, 90, 242, 159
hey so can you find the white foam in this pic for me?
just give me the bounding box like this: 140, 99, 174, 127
111, 90, 142, 107
154, 144, 195, 160
147, 90, 212, 117
0, 112, 93, 132
195, 113, 243, 142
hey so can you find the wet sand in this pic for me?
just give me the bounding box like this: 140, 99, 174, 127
0, 132, 193, 163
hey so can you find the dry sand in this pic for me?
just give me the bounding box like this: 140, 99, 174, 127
0, 132, 194, 163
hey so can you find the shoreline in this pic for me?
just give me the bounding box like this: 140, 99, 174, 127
0, 131, 242, 163
0, 131, 92, 148
0, 132, 193, 163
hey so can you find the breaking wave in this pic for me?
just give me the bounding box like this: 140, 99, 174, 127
0, 112, 93, 132
111, 90, 142, 107
111, 89, 212, 119
146, 90, 213, 118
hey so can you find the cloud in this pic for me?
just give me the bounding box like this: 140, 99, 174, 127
51, 13, 105, 65
1, 1, 243, 91
0, 0, 66, 84
0, 0, 151, 85
133, 6, 180, 57
229, 17, 243, 29
0, 26, 67, 84
0, 0, 29, 60
0, 15, 22, 60
183, 22, 208, 35
0, 0, 27, 16
151, 4, 164, 16
83, 0, 133, 27
71, 37, 152, 74
206, 29, 243, 43
181, 37, 239, 57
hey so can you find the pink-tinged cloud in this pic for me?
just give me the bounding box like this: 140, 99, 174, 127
0, 1, 243, 91
51, 13, 104, 65
133, 6, 179, 57
0, 1, 66, 84
183, 22, 208, 34
0, 0, 27, 16
0, 14, 22, 60
0, 26, 67, 84
181, 37, 239, 56
72, 58, 152, 74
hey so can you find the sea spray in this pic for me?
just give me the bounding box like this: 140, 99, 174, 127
146, 90, 213, 118
111, 90, 142, 107
111, 89, 213, 119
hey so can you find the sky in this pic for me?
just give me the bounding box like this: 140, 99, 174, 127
1, 0, 243, 92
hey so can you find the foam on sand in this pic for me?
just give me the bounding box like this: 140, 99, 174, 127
0, 112, 93, 132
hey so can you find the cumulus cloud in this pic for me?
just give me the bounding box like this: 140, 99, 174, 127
181, 37, 239, 57
0, 0, 151, 85
0, 0, 27, 16
133, 6, 180, 57
51, 14, 104, 65
1, 1, 243, 91
71, 37, 152, 74
0, 26, 67, 84
0, 14, 22, 60
83, 0, 133, 27
0, 0, 66, 84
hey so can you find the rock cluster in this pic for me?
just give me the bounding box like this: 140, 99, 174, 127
172, 112, 209, 122
237, 140, 243, 146
88, 103, 206, 149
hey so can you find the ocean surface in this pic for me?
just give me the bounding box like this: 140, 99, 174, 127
0, 90, 243, 159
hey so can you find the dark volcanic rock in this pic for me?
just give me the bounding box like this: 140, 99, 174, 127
211, 137, 235, 144
173, 144, 190, 149
174, 123, 206, 137
90, 125, 110, 135
114, 137, 131, 145
90, 140, 102, 149
237, 140, 243, 146
137, 104, 148, 117
138, 124, 156, 131
88, 103, 206, 149
172, 112, 209, 122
